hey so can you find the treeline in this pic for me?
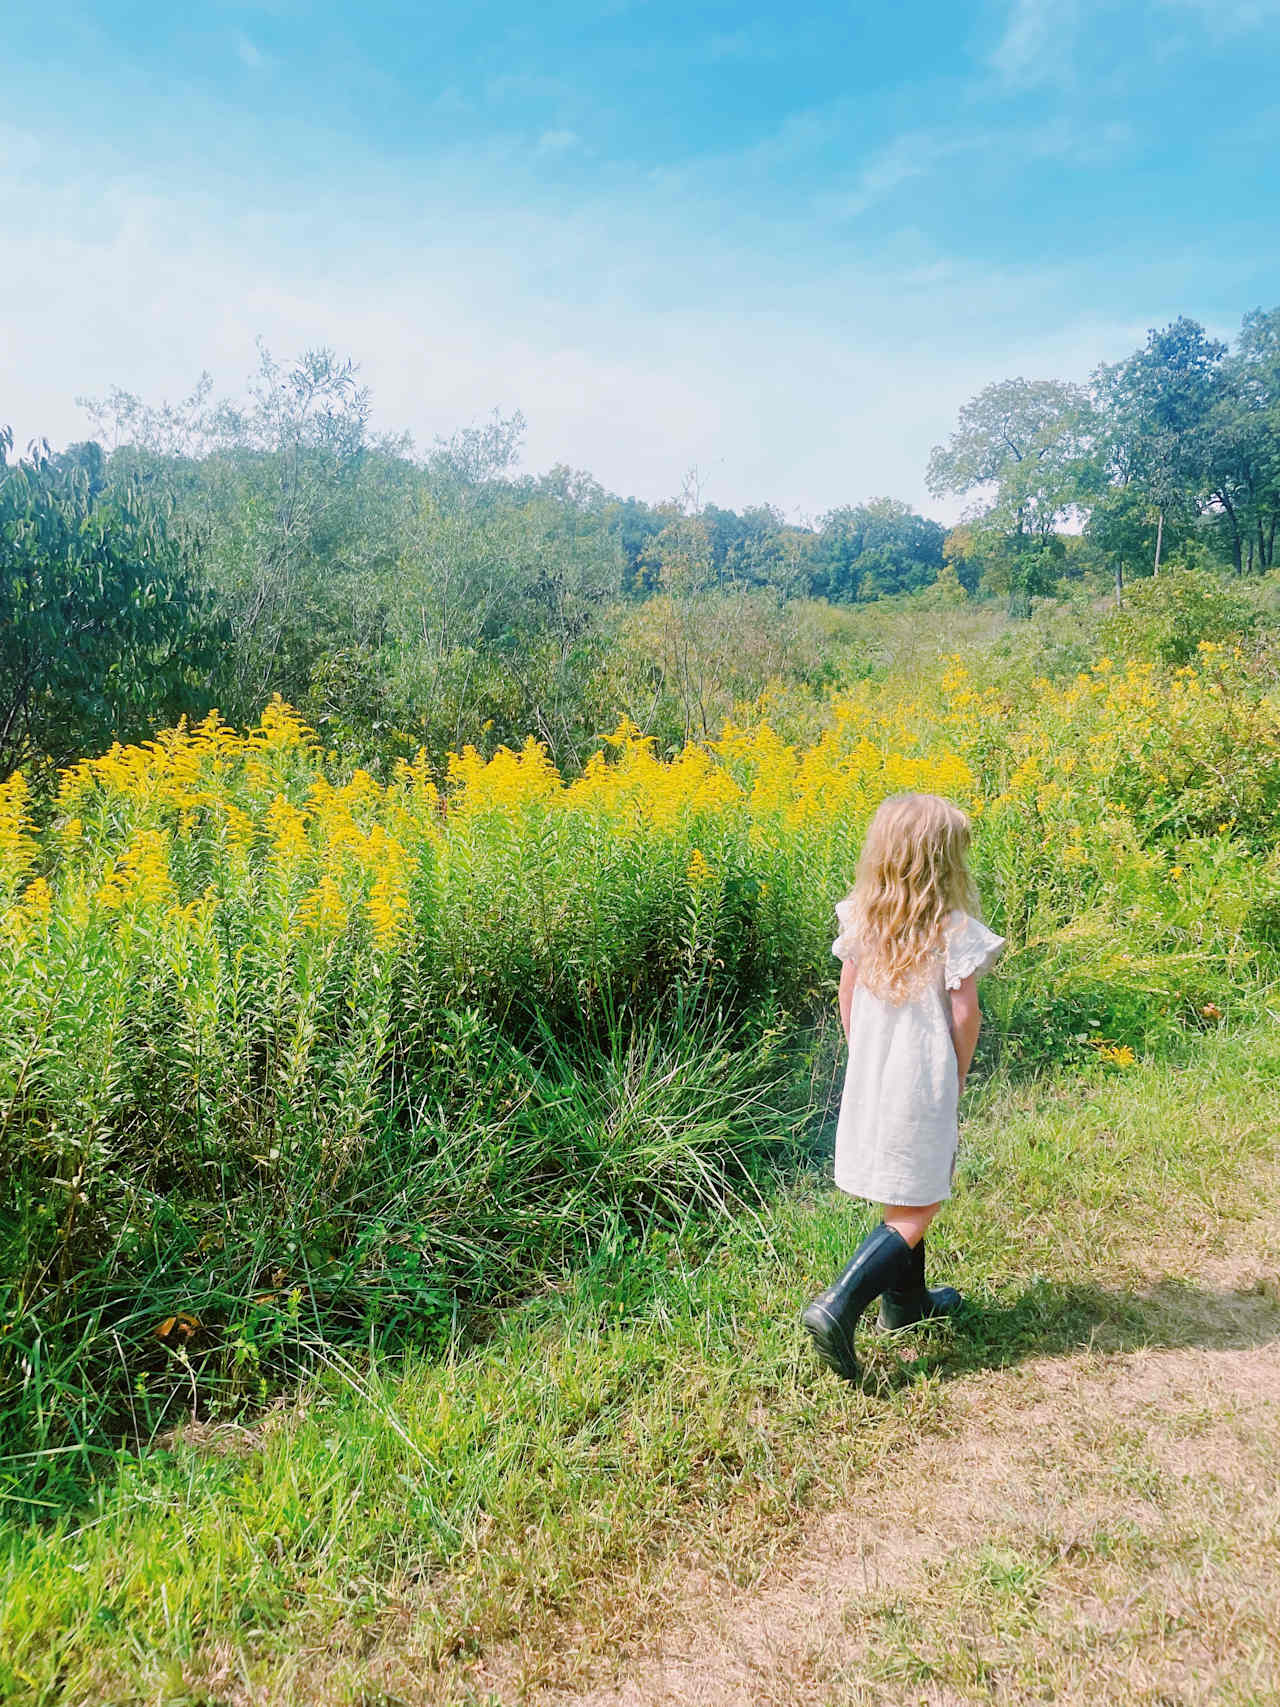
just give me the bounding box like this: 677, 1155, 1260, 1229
1, 348, 949, 776
3, 307, 1279, 777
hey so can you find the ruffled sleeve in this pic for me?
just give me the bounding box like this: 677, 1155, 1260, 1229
944, 913, 1006, 989
832, 896, 859, 963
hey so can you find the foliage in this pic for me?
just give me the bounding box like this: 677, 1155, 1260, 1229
810, 498, 946, 602
4, 309, 1280, 1521
3, 1018, 1279, 1701
927, 379, 1099, 540
933, 307, 1280, 591
0, 432, 222, 781
613, 590, 847, 748
82, 346, 385, 718
1099, 567, 1259, 666
67, 346, 963, 773
1096, 317, 1229, 573
927, 380, 1100, 616
17, 301, 1277, 787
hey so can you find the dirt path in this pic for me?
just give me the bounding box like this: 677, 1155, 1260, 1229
488, 1271, 1280, 1707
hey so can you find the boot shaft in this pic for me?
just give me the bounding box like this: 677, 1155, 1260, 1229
816, 1222, 913, 1319
878, 1236, 962, 1330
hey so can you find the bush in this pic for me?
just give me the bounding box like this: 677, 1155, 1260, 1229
1099, 567, 1258, 666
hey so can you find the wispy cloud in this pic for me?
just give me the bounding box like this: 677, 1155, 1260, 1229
822, 132, 942, 220
990, 0, 1078, 86
536, 127, 580, 155
819, 115, 1135, 222
1157, 0, 1280, 26
235, 33, 267, 72
0, 139, 1157, 521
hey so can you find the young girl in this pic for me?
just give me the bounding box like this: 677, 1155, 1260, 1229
803, 792, 1004, 1382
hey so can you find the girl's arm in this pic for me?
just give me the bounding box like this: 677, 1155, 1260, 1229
838, 957, 857, 1041
948, 973, 981, 1095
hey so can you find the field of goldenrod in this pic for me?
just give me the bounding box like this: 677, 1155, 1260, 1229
2, 640, 1278, 1469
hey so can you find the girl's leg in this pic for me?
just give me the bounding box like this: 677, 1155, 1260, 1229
881, 1201, 941, 1247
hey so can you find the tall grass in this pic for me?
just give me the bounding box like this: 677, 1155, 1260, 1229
0, 1010, 807, 1499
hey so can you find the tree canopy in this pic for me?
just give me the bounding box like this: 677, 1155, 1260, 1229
928, 305, 1280, 607
0, 430, 222, 777
6, 301, 1280, 773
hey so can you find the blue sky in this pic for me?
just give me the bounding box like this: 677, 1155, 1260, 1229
3, 0, 1279, 519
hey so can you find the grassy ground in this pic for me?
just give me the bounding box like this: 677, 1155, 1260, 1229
563, 1334, 1280, 1705
3, 1015, 1279, 1705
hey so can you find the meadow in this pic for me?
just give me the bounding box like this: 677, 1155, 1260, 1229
2, 583, 1280, 1702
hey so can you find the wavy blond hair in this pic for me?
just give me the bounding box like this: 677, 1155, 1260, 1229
839, 793, 978, 1002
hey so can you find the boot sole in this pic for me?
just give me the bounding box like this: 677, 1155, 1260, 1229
801, 1301, 860, 1381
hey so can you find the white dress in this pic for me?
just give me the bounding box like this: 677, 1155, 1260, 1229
831, 906, 1005, 1206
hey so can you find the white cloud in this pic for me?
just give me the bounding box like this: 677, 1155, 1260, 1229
820, 115, 1135, 223
0, 138, 1155, 522
823, 134, 937, 220
535, 128, 580, 155
235, 33, 266, 71
990, 0, 1078, 86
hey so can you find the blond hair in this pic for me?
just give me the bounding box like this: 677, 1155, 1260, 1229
840, 793, 978, 1002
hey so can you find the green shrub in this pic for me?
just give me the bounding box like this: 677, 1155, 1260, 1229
1099, 567, 1258, 666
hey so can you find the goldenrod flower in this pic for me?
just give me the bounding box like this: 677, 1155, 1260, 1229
0, 773, 37, 890
686, 848, 713, 888
299, 875, 348, 937
1096, 1044, 1136, 1067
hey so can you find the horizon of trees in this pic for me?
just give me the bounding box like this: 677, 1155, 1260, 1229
4, 306, 1279, 777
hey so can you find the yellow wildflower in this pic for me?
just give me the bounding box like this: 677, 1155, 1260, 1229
1096, 1044, 1136, 1068
18, 876, 52, 923
368, 871, 409, 951
686, 848, 713, 888
298, 875, 348, 937
265, 795, 310, 865
97, 829, 174, 912
0, 772, 37, 889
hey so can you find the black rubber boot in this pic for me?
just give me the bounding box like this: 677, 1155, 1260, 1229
802, 1224, 912, 1381
877, 1238, 962, 1330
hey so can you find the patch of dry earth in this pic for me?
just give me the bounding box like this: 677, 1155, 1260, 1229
490, 1285, 1280, 1707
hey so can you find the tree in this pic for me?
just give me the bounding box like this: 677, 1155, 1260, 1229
81, 345, 376, 716
0, 429, 222, 778
1083, 485, 1157, 603
604, 496, 660, 596
430, 409, 525, 488
927, 379, 1098, 614
940, 526, 985, 596
811, 498, 945, 602
1210, 308, 1280, 572
1095, 318, 1226, 574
